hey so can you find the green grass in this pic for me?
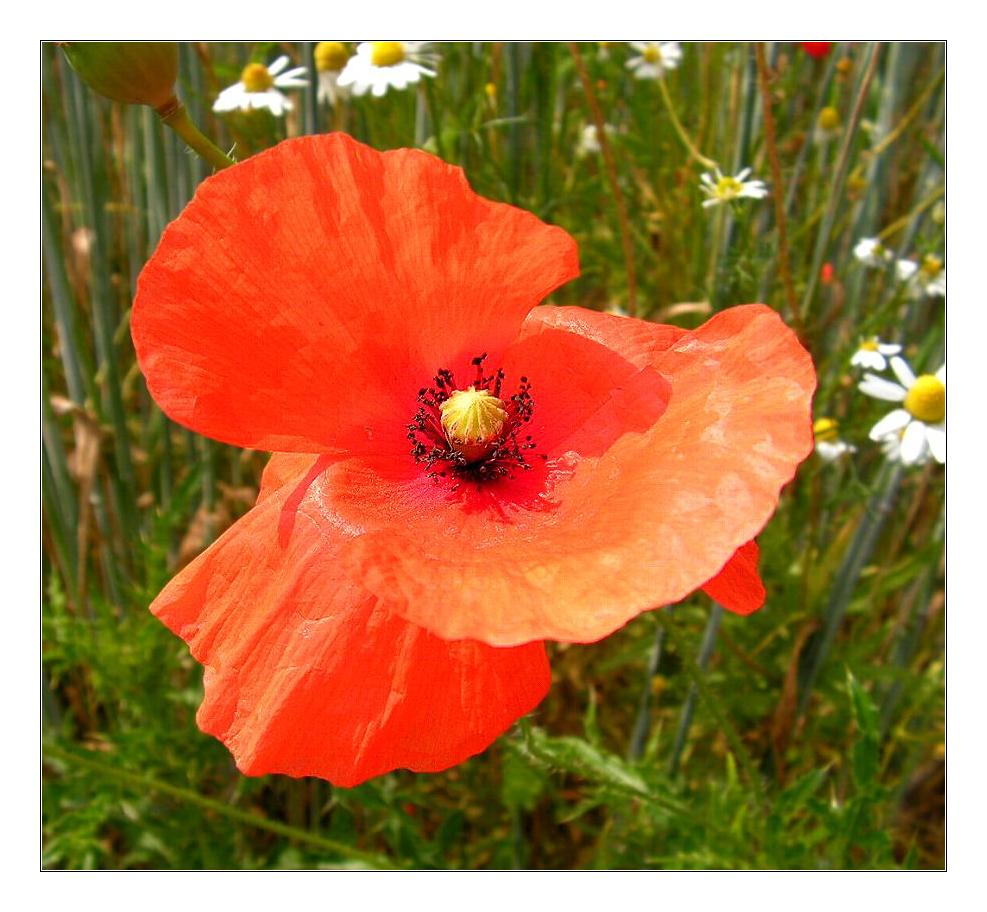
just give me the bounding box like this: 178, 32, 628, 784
42, 41, 944, 869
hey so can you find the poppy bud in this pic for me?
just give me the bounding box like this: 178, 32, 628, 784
801, 42, 833, 59
61, 42, 179, 110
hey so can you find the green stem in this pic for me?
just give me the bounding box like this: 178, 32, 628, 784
655, 609, 764, 799
156, 97, 234, 171
656, 76, 717, 170
44, 744, 397, 868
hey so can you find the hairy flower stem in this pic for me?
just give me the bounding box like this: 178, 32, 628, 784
668, 603, 723, 776
569, 43, 638, 316
798, 462, 904, 717
156, 96, 235, 171
627, 623, 665, 761
656, 607, 764, 798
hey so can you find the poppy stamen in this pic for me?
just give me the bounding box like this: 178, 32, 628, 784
408, 354, 541, 486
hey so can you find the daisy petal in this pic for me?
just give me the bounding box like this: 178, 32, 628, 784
925, 424, 946, 463
267, 55, 289, 76
859, 376, 907, 402
899, 421, 928, 464
869, 409, 911, 441
152, 458, 551, 787
889, 356, 916, 389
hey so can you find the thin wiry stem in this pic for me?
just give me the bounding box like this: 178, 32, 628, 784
569, 43, 638, 316
754, 43, 803, 337
656, 76, 717, 170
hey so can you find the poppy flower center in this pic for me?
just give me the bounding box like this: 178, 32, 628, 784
407, 354, 541, 488
315, 42, 350, 72
370, 42, 406, 67
904, 375, 945, 424
241, 63, 274, 92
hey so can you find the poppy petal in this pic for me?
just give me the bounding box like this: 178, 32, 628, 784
151, 468, 551, 786
133, 133, 579, 456
700, 540, 765, 616
330, 304, 814, 645
525, 305, 689, 369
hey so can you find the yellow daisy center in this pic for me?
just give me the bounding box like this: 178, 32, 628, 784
240, 63, 274, 93
921, 255, 943, 278
315, 42, 350, 72
716, 176, 743, 199
370, 42, 406, 68
813, 417, 840, 443
440, 386, 508, 463
643, 45, 662, 63
904, 375, 945, 424
817, 106, 841, 132
859, 339, 879, 352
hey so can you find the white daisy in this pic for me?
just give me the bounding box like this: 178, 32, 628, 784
880, 427, 932, 466
314, 42, 352, 106
859, 357, 945, 465
337, 42, 436, 98
213, 56, 308, 116
813, 418, 856, 462
814, 105, 842, 144
850, 338, 902, 372
626, 41, 682, 80
853, 237, 892, 268
897, 255, 945, 298
699, 167, 768, 209
576, 123, 616, 157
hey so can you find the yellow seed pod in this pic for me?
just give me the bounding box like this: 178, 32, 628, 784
440, 387, 508, 463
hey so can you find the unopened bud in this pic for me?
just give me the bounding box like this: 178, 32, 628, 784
62, 42, 179, 110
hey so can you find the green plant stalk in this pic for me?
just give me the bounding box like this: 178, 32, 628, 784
44, 744, 398, 868
668, 603, 723, 776
656, 607, 764, 798
656, 75, 717, 169
798, 462, 904, 717
627, 623, 665, 761
156, 97, 234, 171
799, 42, 880, 322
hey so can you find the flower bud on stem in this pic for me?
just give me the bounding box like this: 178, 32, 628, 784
155, 96, 235, 172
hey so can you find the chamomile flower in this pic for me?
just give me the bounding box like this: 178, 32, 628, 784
576, 123, 616, 157
626, 42, 682, 80
314, 42, 352, 106
815, 106, 842, 143
213, 56, 308, 116
699, 167, 768, 209
853, 237, 892, 268
813, 417, 856, 462
850, 338, 902, 372
337, 42, 436, 98
859, 357, 945, 465
896, 255, 945, 298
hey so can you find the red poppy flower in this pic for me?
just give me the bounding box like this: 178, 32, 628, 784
133, 133, 815, 786
802, 42, 834, 59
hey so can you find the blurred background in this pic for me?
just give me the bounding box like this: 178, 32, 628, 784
41, 41, 944, 869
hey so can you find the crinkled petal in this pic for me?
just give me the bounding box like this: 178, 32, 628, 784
700, 540, 765, 615
133, 133, 579, 456
151, 459, 550, 786
331, 304, 815, 645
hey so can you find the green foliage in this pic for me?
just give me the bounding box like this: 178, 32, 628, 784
42, 41, 944, 869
